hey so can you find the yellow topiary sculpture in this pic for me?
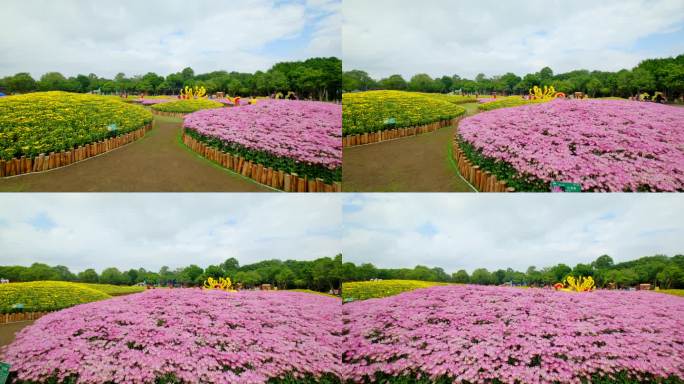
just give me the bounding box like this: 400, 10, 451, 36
554, 275, 595, 292
529, 85, 558, 100
180, 85, 207, 99
203, 277, 237, 292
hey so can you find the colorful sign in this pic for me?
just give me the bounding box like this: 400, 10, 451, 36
551, 181, 582, 192
0, 362, 10, 384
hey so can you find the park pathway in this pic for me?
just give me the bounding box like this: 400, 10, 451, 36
0, 320, 33, 348
342, 103, 480, 192
0, 116, 270, 192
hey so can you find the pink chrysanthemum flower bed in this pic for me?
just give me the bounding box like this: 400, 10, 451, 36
2, 289, 341, 384
458, 99, 684, 191
342, 285, 684, 384
183, 99, 342, 182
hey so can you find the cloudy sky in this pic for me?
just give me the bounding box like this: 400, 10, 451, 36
0, 194, 341, 273
343, 0, 684, 79
0, 0, 340, 78
343, 194, 684, 273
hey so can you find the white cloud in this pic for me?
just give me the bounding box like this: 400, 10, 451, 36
342, 0, 684, 79
0, 194, 341, 273
0, 0, 341, 78
342, 194, 684, 273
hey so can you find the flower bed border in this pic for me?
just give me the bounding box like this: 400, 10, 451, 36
182, 130, 342, 192
0, 311, 51, 324
342, 118, 457, 147
452, 126, 515, 192
0, 124, 152, 178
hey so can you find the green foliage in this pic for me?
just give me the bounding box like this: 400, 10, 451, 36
1, 57, 341, 100
151, 99, 223, 113
8, 372, 342, 384
660, 289, 684, 297
0, 255, 343, 294
341, 254, 684, 290
344, 54, 684, 100
185, 128, 341, 183
348, 371, 684, 384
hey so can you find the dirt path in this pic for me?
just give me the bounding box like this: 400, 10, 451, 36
342, 103, 480, 192
0, 116, 270, 192
0, 321, 33, 348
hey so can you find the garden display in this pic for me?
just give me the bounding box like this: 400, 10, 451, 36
2, 289, 341, 384
150, 98, 223, 114
458, 99, 684, 191
341, 280, 448, 301
342, 285, 684, 384
0, 281, 111, 313
183, 99, 342, 183
0, 92, 152, 161
342, 90, 466, 136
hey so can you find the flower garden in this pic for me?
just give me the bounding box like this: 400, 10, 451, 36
457, 99, 684, 192
341, 280, 449, 301
342, 285, 684, 384
0, 92, 152, 162
150, 98, 224, 115
342, 91, 466, 145
183, 99, 342, 185
2, 289, 342, 384
0, 281, 141, 313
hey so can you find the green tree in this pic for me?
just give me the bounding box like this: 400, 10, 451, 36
77, 268, 99, 283
275, 267, 295, 288
179, 265, 204, 285
100, 267, 126, 285
452, 269, 469, 283
470, 268, 493, 285
378, 74, 408, 90
408, 73, 436, 92
38, 72, 68, 91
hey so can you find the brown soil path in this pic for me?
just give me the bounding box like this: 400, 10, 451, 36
0, 116, 270, 192
342, 103, 480, 192
0, 321, 33, 348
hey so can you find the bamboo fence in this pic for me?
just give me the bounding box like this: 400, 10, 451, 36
0, 124, 152, 177
342, 118, 457, 147
182, 131, 341, 192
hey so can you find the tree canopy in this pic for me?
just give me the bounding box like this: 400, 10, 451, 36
341, 254, 684, 289
342, 54, 684, 100
0, 57, 342, 100
0, 254, 342, 292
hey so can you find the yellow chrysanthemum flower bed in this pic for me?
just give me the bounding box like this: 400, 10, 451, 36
0, 91, 153, 161
477, 96, 549, 111
0, 281, 113, 313
150, 99, 223, 114
77, 283, 145, 296
342, 90, 466, 136
416, 93, 478, 104
342, 279, 450, 301
287, 289, 339, 298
